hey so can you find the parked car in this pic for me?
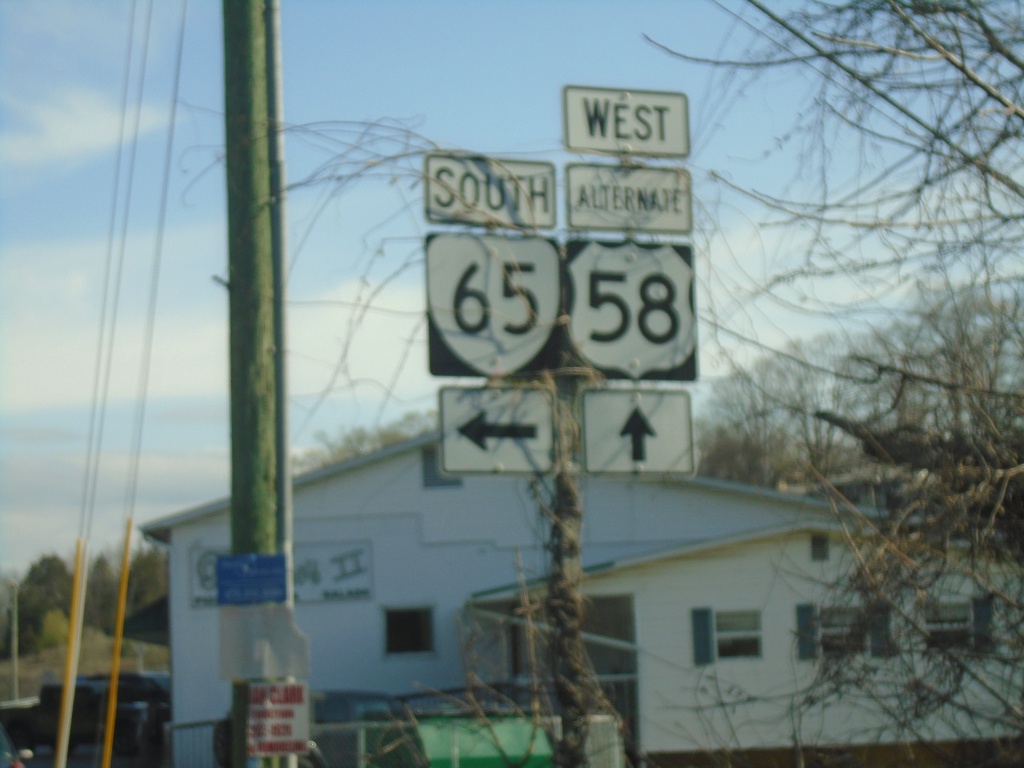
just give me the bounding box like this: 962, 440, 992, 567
82, 671, 171, 744
0, 723, 32, 768
0, 678, 145, 755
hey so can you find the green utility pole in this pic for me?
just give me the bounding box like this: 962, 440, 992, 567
222, 1, 276, 766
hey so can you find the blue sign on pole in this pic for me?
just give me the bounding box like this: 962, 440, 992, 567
216, 553, 288, 605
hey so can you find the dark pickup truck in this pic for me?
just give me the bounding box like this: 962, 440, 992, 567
0, 672, 170, 755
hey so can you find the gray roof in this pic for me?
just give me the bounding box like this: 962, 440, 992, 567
141, 432, 436, 542
141, 431, 840, 543
470, 519, 847, 601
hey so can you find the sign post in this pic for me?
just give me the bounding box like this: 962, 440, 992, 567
423, 84, 697, 768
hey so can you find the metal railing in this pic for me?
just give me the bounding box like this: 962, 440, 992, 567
163, 719, 218, 768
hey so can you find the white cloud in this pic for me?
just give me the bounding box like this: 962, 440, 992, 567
0, 221, 227, 413
0, 448, 230, 576
0, 88, 166, 170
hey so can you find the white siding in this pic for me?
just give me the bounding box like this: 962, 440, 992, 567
167, 514, 230, 724
581, 531, 1017, 754
584, 533, 836, 753
153, 444, 839, 741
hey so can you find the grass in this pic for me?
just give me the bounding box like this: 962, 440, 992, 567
0, 627, 169, 702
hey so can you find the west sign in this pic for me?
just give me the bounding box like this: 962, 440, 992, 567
424, 153, 556, 230
563, 85, 689, 158
566, 164, 692, 234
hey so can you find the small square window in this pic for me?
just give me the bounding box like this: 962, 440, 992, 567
811, 534, 830, 561
925, 601, 971, 650
797, 603, 894, 661
421, 445, 462, 488
386, 607, 434, 654
715, 610, 762, 658
820, 607, 866, 656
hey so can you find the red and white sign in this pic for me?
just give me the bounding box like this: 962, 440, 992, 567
247, 681, 310, 757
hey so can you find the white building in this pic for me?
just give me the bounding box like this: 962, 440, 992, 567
143, 435, 1014, 766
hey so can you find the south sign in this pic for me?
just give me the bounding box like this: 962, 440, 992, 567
424, 153, 556, 230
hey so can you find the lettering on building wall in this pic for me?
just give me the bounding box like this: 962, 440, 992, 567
189, 540, 373, 608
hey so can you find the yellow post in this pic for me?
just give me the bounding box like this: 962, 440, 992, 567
101, 518, 135, 768
55, 538, 89, 768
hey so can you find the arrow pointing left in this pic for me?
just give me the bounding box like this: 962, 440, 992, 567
439, 387, 553, 474
459, 411, 538, 450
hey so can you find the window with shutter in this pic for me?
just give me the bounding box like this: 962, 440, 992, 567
691, 607, 762, 664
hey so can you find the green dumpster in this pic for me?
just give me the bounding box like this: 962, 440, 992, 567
415, 717, 553, 768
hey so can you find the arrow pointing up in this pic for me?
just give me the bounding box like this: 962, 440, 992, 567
459, 411, 537, 450
620, 407, 656, 461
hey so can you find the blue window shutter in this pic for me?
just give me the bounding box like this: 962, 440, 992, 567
692, 607, 713, 666
973, 596, 994, 653
796, 604, 817, 660
421, 445, 462, 488
869, 607, 893, 658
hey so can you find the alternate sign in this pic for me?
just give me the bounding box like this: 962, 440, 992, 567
247, 681, 310, 758
439, 387, 553, 474
566, 164, 692, 234
563, 85, 689, 157
425, 153, 556, 230
583, 388, 694, 474
566, 240, 697, 380
426, 233, 561, 376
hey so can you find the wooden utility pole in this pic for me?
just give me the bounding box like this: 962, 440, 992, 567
222, 1, 276, 766
546, 374, 592, 768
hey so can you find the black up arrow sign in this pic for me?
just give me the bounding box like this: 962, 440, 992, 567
459, 411, 537, 450
620, 407, 656, 461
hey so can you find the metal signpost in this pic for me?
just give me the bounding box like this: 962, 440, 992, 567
423, 84, 696, 768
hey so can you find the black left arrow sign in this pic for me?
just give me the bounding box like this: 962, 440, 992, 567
459, 411, 537, 450
620, 407, 656, 461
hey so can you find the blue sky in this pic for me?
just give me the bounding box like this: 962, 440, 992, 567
0, 0, 814, 575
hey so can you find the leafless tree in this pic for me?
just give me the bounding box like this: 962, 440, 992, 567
664, 1, 1023, 761
696, 334, 863, 489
